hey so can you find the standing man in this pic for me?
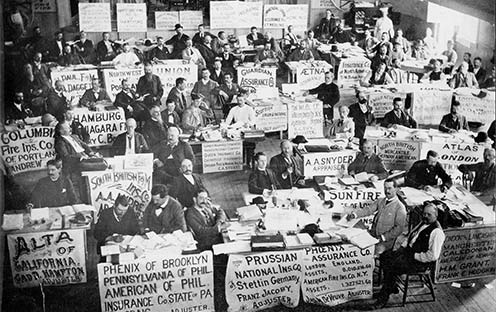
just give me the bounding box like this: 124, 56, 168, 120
170, 159, 207, 208
405, 150, 452, 192
143, 184, 187, 234
270, 140, 305, 189
381, 97, 417, 128
374, 6, 394, 41
112, 118, 149, 156
316, 9, 336, 41
348, 89, 376, 141
439, 100, 469, 133
348, 139, 389, 181
248, 152, 282, 194
167, 77, 188, 115
166, 24, 190, 59
136, 62, 164, 108
306, 71, 340, 123
192, 68, 220, 109
196, 35, 217, 68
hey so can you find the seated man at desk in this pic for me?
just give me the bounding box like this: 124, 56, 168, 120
170, 159, 207, 208
270, 140, 305, 189
225, 89, 255, 127
248, 152, 282, 194
439, 100, 469, 133
112, 118, 149, 156
348, 139, 388, 181
112, 42, 140, 67
217, 72, 240, 118
143, 184, 186, 234
372, 203, 445, 308
458, 147, 496, 201
381, 97, 417, 128
247, 26, 265, 46
286, 41, 314, 62
94, 195, 139, 252
405, 150, 452, 192
79, 78, 111, 108
142, 104, 168, 153
329, 105, 355, 139
347, 179, 407, 255
31, 159, 79, 208
182, 94, 214, 133
255, 42, 280, 64
185, 189, 228, 251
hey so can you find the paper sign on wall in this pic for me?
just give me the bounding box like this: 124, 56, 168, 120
336, 57, 371, 87
210, 1, 263, 29
367, 92, 407, 119
263, 5, 308, 30
78, 3, 111, 32
179, 11, 204, 30
237, 67, 278, 99
155, 11, 179, 30
116, 3, 147, 32
411, 90, 452, 126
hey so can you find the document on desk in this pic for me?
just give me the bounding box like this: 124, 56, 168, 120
31, 207, 49, 220
354, 172, 370, 183
400, 187, 435, 205
236, 205, 262, 221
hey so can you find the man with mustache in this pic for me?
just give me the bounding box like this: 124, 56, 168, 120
458, 147, 496, 202
170, 159, 207, 208
406, 150, 452, 192
136, 62, 164, 108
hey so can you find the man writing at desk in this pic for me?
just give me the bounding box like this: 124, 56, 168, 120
405, 150, 452, 192
348, 139, 388, 182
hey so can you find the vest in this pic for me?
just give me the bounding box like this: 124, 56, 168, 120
430, 71, 442, 81
410, 221, 441, 254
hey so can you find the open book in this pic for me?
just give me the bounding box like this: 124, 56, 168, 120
335, 228, 379, 249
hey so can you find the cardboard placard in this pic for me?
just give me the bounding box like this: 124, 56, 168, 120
254, 104, 288, 132
295, 64, 331, 90
336, 57, 371, 87
435, 226, 496, 283
263, 5, 309, 30
78, 3, 111, 32
411, 90, 452, 126
7, 229, 87, 288
116, 3, 147, 32
152, 61, 198, 99
287, 100, 323, 139
179, 11, 204, 30
202, 140, 243, 173
33, 0, 56, 12
1, 126, 56, 175
237, 67, 278, 99
155, 11, 179, 30
367, 92, 407, 119
311, 0, 337, 9
98, 251, 214, 312
225, 251, 303, 311
302, 245, 374, 306
456, 93, 496, 125
51, 69, 98, 106
210, 1, 263, 29
326, 188, 382, 228
302, 150, 357, 177
72, 108, 126, 146
102, 68, 144, 102
376, 139, 421, 171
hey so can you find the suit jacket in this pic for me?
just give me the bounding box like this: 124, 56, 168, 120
406, 159, 452, 189
196, 43, 217, 66
24, 62, 51, 96
5, 103, 32, 122
149, 46, 170, 60
248, 168, 282, 194
94, 207, 139, 249
142, 119, 168, 152
143, 197, 186, 234
156, 141, 194, 177
474, 67, 487, 85
75, 39, 95, 63
79, 88, 111, 107
255, 49, 279, 63
348, 102, 376, 139
70, 120, 90, 144
161, 110, 181, 128
46, 89, 69, 120
220, 53, 236, 72
210, 69, 225, 85
165, 34, 190, 59
170, 174, 206, 208
192, 31, 215, 45
185, 206, 226, 250
31, 176, 79, 208
439, 113, 469, 132
382, 110, 417, 128
96, 40, 116, 62
348, 152, 388, 179
269, 153, 303, 189
57, 53, 82, 66
287, 49, 314, 62
54, 135, 93, 175
167, 87, 188, 114
114, 90, 137, 119
247, 33, 265, 46
112, 132, 150, 156
356, 196, 407, 250
136, 74, 164, 107
47, 39, 66, 62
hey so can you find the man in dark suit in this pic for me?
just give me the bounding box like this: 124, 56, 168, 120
112, 118, 149, 156
167, 78, 188, 115
247, 27, 265, 46
149, 36, 170, 61
143, 184, 186, 234
23, 52, 52, 113
210, 58, 225, 85
381, 97, 417, 128
248, 152, 282, 194
142, 104, 168, 154
166, 24, 190, 59
348, 139, 389, 181
96, 32, 116, 62
406, 150, 452, 192
154, 127, 194, 185
439, 100, 469, 133
218, 72, 240, 118
270, 140, 304, 189
136, 62, 164, 108
220, 43, 237, 74
196, 35, 217, 69
46, 31, 66, 62
185, 189, 228, 251
161, 99, 181, 128
114, 78, 147, 120
74, 31, 95, 64
79, 78, 111, 107
306, 71, 340, 122
63, 109, 90, 144
192, 24, 216, 46
316, 9, 337, 41
170, 159, 206, 208
46, 80, 69, 120
473, 57, 487, 86
5, 91, 33, 123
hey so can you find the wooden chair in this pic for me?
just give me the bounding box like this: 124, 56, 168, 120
394, 262, 436, 306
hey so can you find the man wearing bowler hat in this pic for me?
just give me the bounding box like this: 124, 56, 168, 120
166, 24, 190, 59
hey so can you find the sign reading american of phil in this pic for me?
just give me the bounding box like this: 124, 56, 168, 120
376, 139, 421, 171
7, 229, 87, 288
210, 1, 263, 29
456, 93, 495, 125
116, 3, 147, 32
238, 67, 278, 99
226, 251, 303, 311
288, 101, 323, 139
72, 108, 126, 146
263, 5, 308, 30
302, 245, 374, 306
302, 150, 357, 177
412, 90, 452, 126
78, 3, 111, 32
202, 140, 243, 173
254, 104, 287, 132
51, 69, 98, 106
1, 126, 55, 175
367, 92, 407, 119
435, 226, 496, 283
337, 57, 371, 86
296, 64, 331, 90
98, 251, 214, 312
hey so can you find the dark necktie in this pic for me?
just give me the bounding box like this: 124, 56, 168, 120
128, 136, 132, 149
181, 93, 187, 107
202, 209, 212, 224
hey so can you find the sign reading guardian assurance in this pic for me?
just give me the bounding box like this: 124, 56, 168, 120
238, 67, 278, 99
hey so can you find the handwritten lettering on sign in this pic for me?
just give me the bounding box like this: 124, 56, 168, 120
288, 101, 323, 139
116, 3, 147, 32
412, 90, 452, 126
210, 1, 263, 29
72, 108, 126, 146
302, 245, 374, 306
337, 58, 371, 86
303, 150, 357, 177
456, 93, 496, 125
155, 11, 179, 30
7, 229, 87, 288
254, 105, 287, 132
202, 141, 243, 173
296, 66, 330, 90
238, 67, 278, 99
367, 92, 407, 119
78, 3, 111, 32
436, 226, 496, 283
226, 251, 303, 312
51, 69, 98, 106
263, 5, 309, 30
98, 251, 214, 312
1, 126, 55, 175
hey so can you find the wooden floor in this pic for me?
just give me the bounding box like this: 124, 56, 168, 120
2, 134, 496, 312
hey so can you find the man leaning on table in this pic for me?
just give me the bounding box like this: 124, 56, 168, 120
405, 150, 452, 192
348, 139, 388, 182
143, 184, 187, 234
347, 179, 407, 255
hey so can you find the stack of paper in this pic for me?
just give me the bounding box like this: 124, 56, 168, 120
236, 205, 263, 221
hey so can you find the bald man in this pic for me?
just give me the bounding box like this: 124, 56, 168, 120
458, 148, 496, 201
112, 118, 149, 156
269, 140, 304, 189
372, 203, 445, 308
170, 159, 207, 208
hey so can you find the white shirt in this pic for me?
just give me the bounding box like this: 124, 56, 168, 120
183, 174, 195, 185
62, 135, 85, 153
113, 51, 140, 67
125, 134, 135, 155
56, 40, 63, 55
155, 197, 169, 216
225, 105, 256, 127
374, 16, 394, 40
14, 102, 22, 112
403, 223, 446, 263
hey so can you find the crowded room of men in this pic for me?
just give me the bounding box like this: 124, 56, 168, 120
1, 0, 495, 311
